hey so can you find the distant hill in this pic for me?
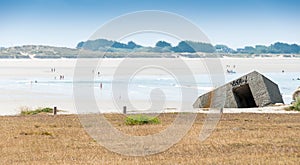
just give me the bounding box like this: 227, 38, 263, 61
0, 44, 178, 59
77, 39, 216, 53
235, 42, 300, 54
0, 45, 80, 59
1, 39, 300, 59
77, 39, 300, 54
76, 39, 142, 51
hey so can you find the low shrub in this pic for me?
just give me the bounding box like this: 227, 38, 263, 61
20, 107, 53, 115
287, 97, 300, 111
125, 114, 160, 125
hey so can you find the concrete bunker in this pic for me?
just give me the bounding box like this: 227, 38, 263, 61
193, 71, 284, 108
232, 84, 257, 108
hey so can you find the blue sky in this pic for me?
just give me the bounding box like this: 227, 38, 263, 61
0, 0, 299, 49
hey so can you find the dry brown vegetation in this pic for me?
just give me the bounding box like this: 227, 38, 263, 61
1, 113, 300, 164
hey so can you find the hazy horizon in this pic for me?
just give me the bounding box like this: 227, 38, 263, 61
1, 0, 300, 49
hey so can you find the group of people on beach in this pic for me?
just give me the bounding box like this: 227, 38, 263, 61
50, 67, 65, 80
57, 75, 65, 80
30, 80, 38, 84
50, 67, 104, 88
226, 65, 236, 74
53, 75, 65, 80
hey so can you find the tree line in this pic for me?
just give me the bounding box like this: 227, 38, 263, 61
77, 39, 300, 54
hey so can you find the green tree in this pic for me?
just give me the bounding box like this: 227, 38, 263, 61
155, 41, 172, 48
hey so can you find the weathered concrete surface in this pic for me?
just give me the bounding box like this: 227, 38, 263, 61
193, 71, 284, 108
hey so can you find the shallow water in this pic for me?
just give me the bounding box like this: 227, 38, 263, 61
0, 58, 299, 115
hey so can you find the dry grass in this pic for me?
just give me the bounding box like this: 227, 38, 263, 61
0, 113, 300, 164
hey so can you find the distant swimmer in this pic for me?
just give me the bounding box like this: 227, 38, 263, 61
100, 82, 103, 89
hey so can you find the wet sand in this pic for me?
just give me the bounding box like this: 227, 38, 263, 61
0, 58, 299, 115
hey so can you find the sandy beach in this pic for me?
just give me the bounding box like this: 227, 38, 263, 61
0, 57, 299, 115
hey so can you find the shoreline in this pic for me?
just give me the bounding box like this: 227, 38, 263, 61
5, 105, 298, 117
